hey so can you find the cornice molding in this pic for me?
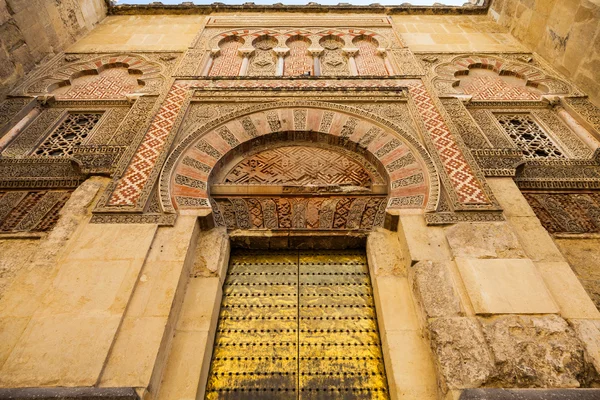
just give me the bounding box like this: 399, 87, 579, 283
109, 1, 490, 16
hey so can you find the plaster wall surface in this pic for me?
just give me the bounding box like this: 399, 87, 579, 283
489, 0, 600, 106
68, 15, 206, 52
392, 15, 526, 52
0, 0, 107, 100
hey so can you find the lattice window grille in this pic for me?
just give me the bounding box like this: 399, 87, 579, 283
34, 112, 102, 157
495, 113, 566, 159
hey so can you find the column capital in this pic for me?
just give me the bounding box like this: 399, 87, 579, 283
273, 47, 290, 57
376, 47, 388, 57
238, 48, 255, 58
342, 47, 359, 57
210, 48, 221, 57
308, 47, 324, 57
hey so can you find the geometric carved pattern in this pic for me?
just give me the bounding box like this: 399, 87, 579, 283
408, 82, 488, 204
523, 192, 600, 234
210, 37, 244, 77
284, 37, 313, 76
458, 72, 542, 101
0, 190, 71, 232
354, 37, 387, 76
109, 82, 190, 206
52, 68, 141, 99
248, 36, 278, 76
320, 37, 350, 76
213, 196, 387, 230
496, 114, 565, 159
223, 146, 383, 187
34, 113, 102, 157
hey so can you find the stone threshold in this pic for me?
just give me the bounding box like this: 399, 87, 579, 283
0, 387, 138, 400
460, 388, 600, 400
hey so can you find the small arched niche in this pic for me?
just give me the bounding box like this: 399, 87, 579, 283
51, 65, 144, 99
284, 35, 313, 76
455, 65, 548, 100
209, 36, 245, 77
352, 35, 387, 76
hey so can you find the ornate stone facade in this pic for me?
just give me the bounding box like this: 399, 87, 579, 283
1, 5, 600, 400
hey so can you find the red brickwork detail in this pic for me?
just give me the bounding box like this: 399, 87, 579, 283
109, 82, 190, 206
408, 82, 488, 204
209, 38, 243, 77
460, 75, 541, 100
284, 39, 313, 76
54, 68, 141, 99
354, 38, 387, 76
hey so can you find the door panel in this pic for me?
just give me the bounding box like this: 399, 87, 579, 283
205, 250, 389, 400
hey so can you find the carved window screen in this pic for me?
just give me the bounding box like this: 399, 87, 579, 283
34, 112, 102, 157
495, 113, 565, 159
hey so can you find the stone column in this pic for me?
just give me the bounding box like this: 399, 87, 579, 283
238, 48, 254, 76
0, 106, 41, 152
273, 47, 289, 76
308, 48, 323, 76
556, 103, 600, 150
201, 48, 220, 77
343, 48, 359, 76
377, 47, 395, 75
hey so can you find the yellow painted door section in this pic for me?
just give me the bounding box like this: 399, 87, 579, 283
205, 250, 389, 399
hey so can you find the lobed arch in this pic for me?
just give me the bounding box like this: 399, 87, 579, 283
23, 54, 166, 98
208, 27, 392, 51
159, 102, 441, 218
433, 54, 572, 99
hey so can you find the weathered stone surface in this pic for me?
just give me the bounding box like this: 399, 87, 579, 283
456, 258, 559, 315
480, 315, 588, 388
412, 260, 462, 319
445, 222, 526, 259
428, 317, 495, 389
191, 226, 229, 279
367, 227, 408, 276
571, 319, 600, 378
0, 386, 138, 400
555, 238, 600, 311
0, 0, 107, 100
537, 262, 600, 319
398, 212, 452, 262
460, 388, 600, 400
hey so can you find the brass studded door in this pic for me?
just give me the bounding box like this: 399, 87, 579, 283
205, 250, 390, 400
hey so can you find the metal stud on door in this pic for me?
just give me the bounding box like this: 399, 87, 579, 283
205, 250, 389, 399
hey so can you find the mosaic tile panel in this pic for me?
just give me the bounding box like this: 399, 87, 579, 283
408, 82, 487, 204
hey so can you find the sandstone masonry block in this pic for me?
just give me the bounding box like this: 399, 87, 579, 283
456, 258, 558, 315
480, 315, 588, 388
428, 317, 495, 389
445, 222, 526, 259
412, 260, 462, 319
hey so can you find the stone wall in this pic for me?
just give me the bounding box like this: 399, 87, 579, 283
0, 0, 107, 100
489, 0, 600, 106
